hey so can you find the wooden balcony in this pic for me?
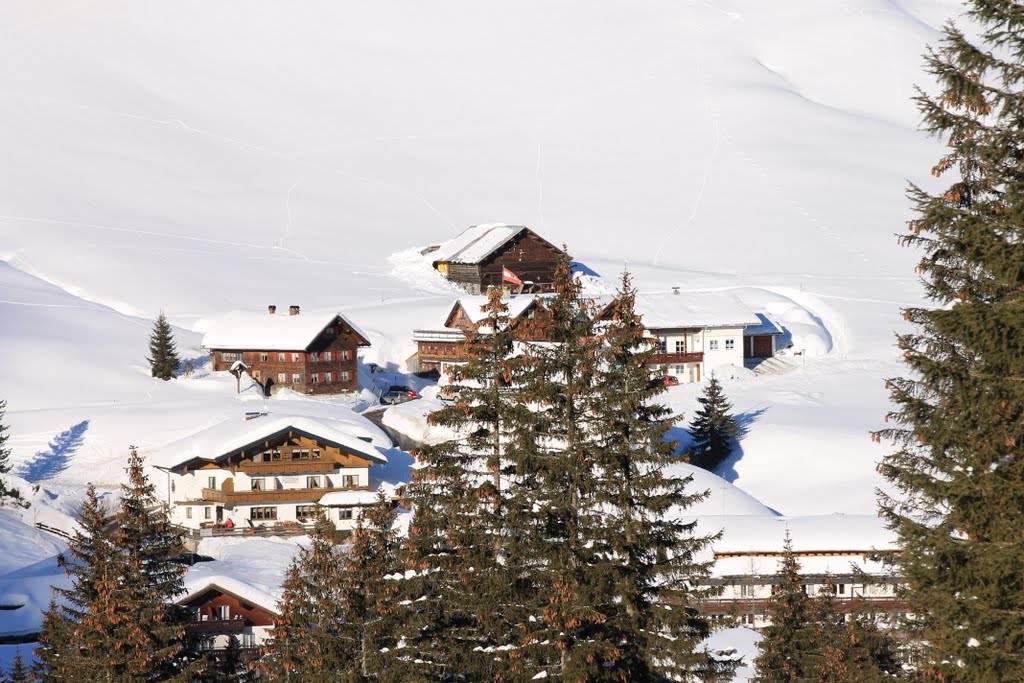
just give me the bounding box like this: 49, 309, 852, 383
200, 485, 369, 505
237, 460, 337, 476
188, 618, 246, 633
649, 351, 703, 365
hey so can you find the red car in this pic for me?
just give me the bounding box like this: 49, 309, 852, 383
656, 375, 680, 387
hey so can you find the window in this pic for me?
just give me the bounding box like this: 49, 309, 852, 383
323, 351, 332, 362
740, 584, 755, 598
292, 449, 310, 460
260, 353, 269, 362
324, 372, 333, 383
307, 476, 321, 489
204, 507, 212, 520
310, 373, 319, 384
338, 508, 354, 520
270, 450, 281, 461
277, 352, 286, 362
292, 373, 302, 384
296, 504, 320, 521
253, 370, 261, 379
312, 449, 321, 460
207, 476, 216, 489
725, 339, 735, 350
340, 350, 352, 361
342, 474, 358, 488
251, 478, 266, 491
659, 337, 667, 353
837, 583, 846, 595
251, 506, 277, 521
291, 352, 301, 362
222, 352, 240, 362
708, 340, 719, 350
740, 614, 755, 626
674, 365, 685, 374
240, 633, 256, 649
214, 605, 230, 620
675, 340, 685, 353
340, 371, 350, 381
186, 507, 192, 519
277, 372, 287, 383
310, 352, 320, 362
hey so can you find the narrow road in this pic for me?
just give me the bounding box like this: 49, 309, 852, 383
363, 407, 422, 452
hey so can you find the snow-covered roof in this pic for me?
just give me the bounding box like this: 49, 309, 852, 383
149, 412, 389, 471
452, 294, 543, 325
689, 514, 898, 578
430, 224, 529, 265
664, 461, 778, 518
180, 574, 280, 615
319, 489, 384, 507
631, 291, 761, 330
742, 312, 784, 337
201, 310, 370, 351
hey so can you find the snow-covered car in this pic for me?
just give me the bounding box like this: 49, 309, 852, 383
380, 386, 419, 405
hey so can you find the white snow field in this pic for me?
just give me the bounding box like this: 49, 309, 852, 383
0, 1, 966, 676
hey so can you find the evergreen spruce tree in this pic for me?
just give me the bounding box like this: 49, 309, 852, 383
147, 312, 181, 381
334, 493, 403, 682
395, 286, 527, 680
585, 271, 732, 682
35, 486, 117, 682
875, 2, 1024, 680
262, 516, 349, 681
752, 533, 817, 683
0, 399, 23, 505
196, 636, 254, 683
687, 376, 738, 471
38, 450, 193, 682
4, 650, 29, 683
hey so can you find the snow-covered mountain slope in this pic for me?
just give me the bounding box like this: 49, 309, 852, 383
0, 0, 963, 522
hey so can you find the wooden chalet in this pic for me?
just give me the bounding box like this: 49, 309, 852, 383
424, 224, 567, 294
158, 415, 387, 534
180, 581, 277, 654
203, 306, 370, 396
598, 290, 780, 383
412, 295, 550, 374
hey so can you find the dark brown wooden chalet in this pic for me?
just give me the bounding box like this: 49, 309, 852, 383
425, 224, 567, 294
202, 306, 370, 396
179, 582, 277, 654
412, 295, 550, 373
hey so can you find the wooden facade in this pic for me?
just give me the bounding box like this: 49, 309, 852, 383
209, 314, 367, 395
744, 334, 775, 359
434, 228, 567, 294
414, 298, 551, 372
180, 584, 276, 654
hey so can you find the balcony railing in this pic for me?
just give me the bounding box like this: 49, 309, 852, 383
237, 460, 337, 476
199, 485, 369, 505
649, 351, 704, 365
188, 617, 246, 633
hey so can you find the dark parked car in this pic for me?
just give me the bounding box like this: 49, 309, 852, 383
380, 385, 420, 405
649, 375, 680, 388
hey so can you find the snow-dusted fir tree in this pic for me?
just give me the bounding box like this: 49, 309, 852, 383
687, 376, 738, 472
262, 516, 348, 681
394, 285, 528, 680
35, 485, 117, 681
336, 492, 402, 682
147, 311, 181, 380
587, 271, 732, 682
752, 534, 817, 683
4, 650, 29, 683
875, 2, 1024, 680
0, 399, 23, 505
811, 584, 898, 683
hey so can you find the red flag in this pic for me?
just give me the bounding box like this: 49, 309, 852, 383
502, 266, 523, 286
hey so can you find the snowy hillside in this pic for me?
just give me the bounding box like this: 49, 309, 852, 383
0, 1, 963, 531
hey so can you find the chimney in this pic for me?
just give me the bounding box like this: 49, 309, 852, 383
289, 305, 300, 316
268, 305, 277, 315
672, 287, 680, 296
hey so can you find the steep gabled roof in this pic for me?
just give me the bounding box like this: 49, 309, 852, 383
151, 414, 388, 472
201, 310, 370, 351
431, 224, 562, 265
444, 294, 544, 327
